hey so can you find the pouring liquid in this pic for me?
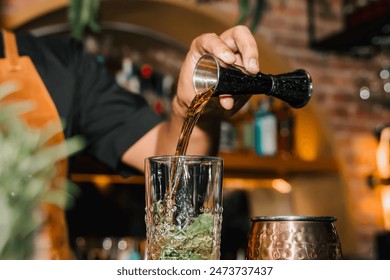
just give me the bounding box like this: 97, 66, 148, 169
175, 87, 215, 156
149, 87, 218, 260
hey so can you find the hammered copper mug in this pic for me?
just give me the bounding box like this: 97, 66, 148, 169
246, 216, 342, 260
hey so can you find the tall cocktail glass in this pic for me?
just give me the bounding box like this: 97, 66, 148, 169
145, 155, 223, 260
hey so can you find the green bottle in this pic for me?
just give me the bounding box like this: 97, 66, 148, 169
254, 97, 277, 156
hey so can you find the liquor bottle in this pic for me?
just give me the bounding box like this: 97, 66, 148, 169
254, 97, 277, 156
193, 54, 312, 109
235, 102, 255, 152
276, 103, 295, 158
219, 120, 237, 153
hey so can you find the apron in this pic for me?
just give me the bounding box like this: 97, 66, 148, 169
0, 29, 73, 259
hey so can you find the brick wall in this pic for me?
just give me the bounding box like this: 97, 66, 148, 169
211, 0, 390, 258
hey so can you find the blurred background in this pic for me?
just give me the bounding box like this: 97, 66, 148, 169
1, 0, 390, 260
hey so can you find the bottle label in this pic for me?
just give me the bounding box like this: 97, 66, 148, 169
243, 122, 254, 149
279, 119, 294, 155
255, 114, 277, 156
219, 121, 237, 152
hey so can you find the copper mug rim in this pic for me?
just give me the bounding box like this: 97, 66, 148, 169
250, 216, 337, 222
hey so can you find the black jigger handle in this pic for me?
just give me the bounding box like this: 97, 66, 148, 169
193, 53, 312, 108
267, 69, 312, 108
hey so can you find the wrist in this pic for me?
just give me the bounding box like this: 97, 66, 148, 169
171, 95, 187, 120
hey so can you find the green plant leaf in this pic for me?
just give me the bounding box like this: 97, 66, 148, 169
0, 82, 85, 259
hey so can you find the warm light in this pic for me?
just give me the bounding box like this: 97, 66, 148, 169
384, 82, 390, 93
360, 86, 370, 100
376, 127, 390, 179
294, 108, 320, 161
102, 238, 113, 250
93, 175, 112, 189
223, 178, 292, 193
272, 179, 292, 194
380, 69, 390, 80
223, 178, 273, 190
381, 186, 390, 231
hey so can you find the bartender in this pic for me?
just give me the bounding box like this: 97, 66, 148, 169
0, 25, 260, 259
0, 25, 260, 176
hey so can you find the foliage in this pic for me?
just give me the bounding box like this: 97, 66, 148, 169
68, 0, 101, 40
0, 82, 85, 259
237, 0, 268, 31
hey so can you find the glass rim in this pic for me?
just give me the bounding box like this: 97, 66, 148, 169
146, 155, 223, 163
250, 216, 337, 222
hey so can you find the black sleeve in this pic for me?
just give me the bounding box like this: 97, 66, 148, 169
69, 38, 164, 176
15, 34, 164, 177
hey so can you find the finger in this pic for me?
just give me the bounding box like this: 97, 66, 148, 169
219, 36, 246, 67
190, 32, 237, 65
220, 25, 259, 74
219, 95, 234, 110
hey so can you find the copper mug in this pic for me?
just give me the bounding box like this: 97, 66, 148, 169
246, 216, 342, 260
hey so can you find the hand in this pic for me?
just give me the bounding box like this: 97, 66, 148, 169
174, 25, 260, 117
122, 26, 260, 166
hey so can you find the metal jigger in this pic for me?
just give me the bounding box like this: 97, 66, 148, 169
193, 53, 313, 108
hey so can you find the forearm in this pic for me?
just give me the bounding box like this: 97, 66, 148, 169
121, 96, 221, 172
121, 25, 259, 172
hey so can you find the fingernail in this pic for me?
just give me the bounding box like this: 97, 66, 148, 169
248, 58, 258, 69
219, 96, 234, 110
223, 51, 235, 61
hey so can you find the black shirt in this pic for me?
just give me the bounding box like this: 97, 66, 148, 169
0, 32, 163, 176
